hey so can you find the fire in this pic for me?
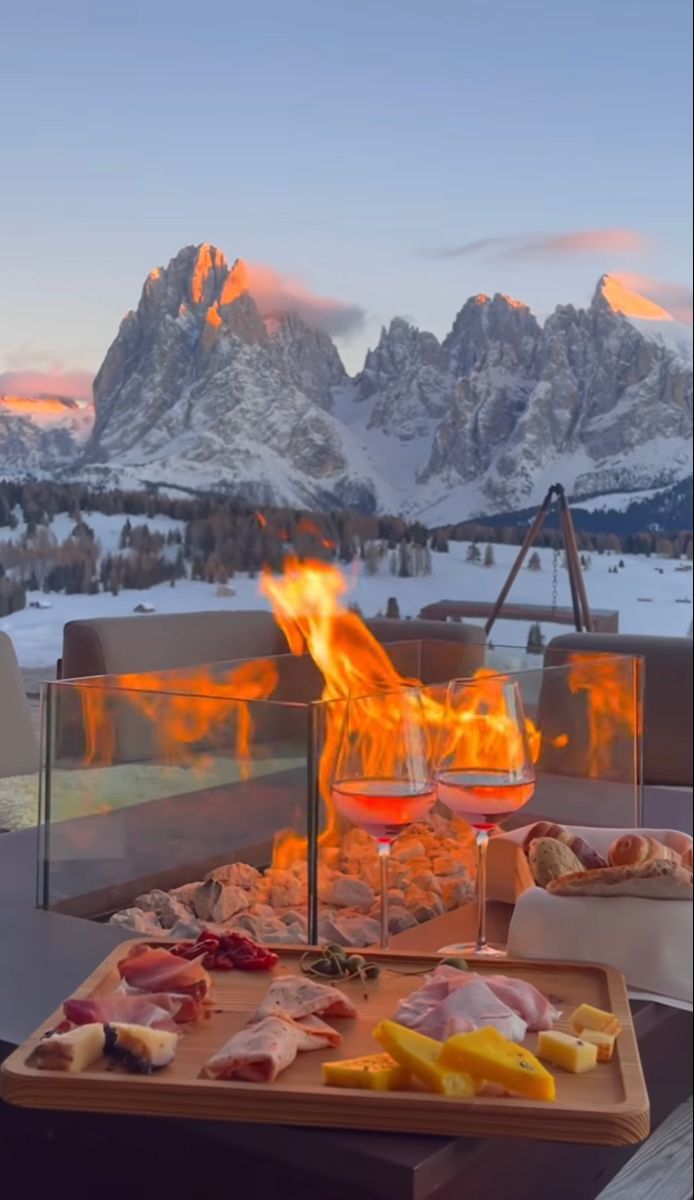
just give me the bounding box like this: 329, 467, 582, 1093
566, 652, 640, 778
260, 559, 542, 868
74, 559, 636, 876
295, 517, 336, 550
79, 659, 279, 779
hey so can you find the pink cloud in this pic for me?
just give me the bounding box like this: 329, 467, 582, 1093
244, 262, 365, 337
612, 273, 693, 325
432, 229, 647, 260
0, 367, 94, 404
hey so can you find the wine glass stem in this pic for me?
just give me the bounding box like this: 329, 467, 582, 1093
475, 829, 490, 953
378, 841, 390, 950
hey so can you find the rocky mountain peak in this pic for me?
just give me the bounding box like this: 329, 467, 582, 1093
6, 251, 689, 522
593, 273, 673, 323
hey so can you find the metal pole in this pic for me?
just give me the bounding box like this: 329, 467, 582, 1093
484, 486, 556, 637
558, 489, 594, 632
558, 503, 584, 632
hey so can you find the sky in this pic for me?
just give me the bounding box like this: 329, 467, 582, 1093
0, 0, 691, 387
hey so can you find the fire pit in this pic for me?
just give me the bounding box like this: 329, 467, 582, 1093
38, 561, 643, 947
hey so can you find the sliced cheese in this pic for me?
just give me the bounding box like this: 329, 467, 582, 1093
440, 1026, 556, 1102
35, 1023, 105, 1073
577, 1029, 616, 1063
373, 1020, 475, 1096
537, 1030, 598, 1074
570, 1003, 621, 1037
322, 1052, 410, 1091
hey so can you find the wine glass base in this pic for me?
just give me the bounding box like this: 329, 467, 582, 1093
437, 941, 507, 959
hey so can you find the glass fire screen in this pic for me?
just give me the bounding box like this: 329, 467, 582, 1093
38, 644, 642, 944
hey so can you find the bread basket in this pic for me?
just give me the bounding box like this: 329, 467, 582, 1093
504, 826, 693, 1004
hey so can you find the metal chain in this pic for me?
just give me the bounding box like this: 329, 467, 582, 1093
551, 547, 560, 617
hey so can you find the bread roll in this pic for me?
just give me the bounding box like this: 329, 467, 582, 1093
547, 859, 693, 900
567, 836, 607, 871
522, 822, 570, 854
683, 845, 693, 871
608, 834, 679, 868
528, 838, 584, 888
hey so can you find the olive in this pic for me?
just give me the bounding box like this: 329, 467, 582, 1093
345, 954, 366, 973
363, 963, 381, 980
440, 956, 469, 971
324, 943, 347, 958
310, 959, 337, 977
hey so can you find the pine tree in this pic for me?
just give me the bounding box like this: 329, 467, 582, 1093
466, 542, 481, 564
386, 596, 401, 619
483, 544, 495, 567
527, 550, 542, 572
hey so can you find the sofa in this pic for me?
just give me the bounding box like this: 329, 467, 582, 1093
0, 632, 38, 780
60, 610, 487, 686
544, 632, 693, 789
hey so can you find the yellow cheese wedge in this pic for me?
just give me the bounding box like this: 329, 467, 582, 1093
570, 1003, 621, 1037
322, 1053, 410, 1091
576, 1029, 616, 1063
440, 1026, 556, 1102
537, 1030, 598, 1074
373, 1020, 475, 1096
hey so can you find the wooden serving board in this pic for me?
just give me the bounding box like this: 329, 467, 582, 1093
0, 942, 649, 1146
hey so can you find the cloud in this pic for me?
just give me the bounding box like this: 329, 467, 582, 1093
612, 273, 693, 325
0, 366, 94, 403
244, 263, 365, 337
431, 229, 647, 261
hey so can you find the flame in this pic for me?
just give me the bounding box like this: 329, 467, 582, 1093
500, 294, 528, 310
74, 560, 636, 878
295, 517, 336, 550
206, 305, 222, 329
79, 659, 279, 779
255, 511, 268, 529
260, 559, 543, 868
566, 653, 639, 778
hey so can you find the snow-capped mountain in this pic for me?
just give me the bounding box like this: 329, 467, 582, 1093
2, 246, 692, 523
0, 394, 92, 476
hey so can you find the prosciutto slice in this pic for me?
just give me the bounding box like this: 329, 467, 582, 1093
481, 974, 557, 1031
400, 977, 527, 1042
64, 990, 200, 1031
201, 1013, 339, 1083
117, 945, 211, 1002
395, 967, 556, 1042
253, 977, 357, 1023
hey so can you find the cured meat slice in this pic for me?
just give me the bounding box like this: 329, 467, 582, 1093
412, 979, 528, 1043
117, 945, 211, 1001
64, 995, 179, 1032
253, 977, 357, 1023
292, 1013, 342, 1048
482, 975, 558, 1031
200, 1010, 336, 1083
395, 966, 555, 1041
201, 1017, 299, 1082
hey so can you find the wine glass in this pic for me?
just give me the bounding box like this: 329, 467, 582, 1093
435, 675, 535, 957
331, 687, 436, 949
